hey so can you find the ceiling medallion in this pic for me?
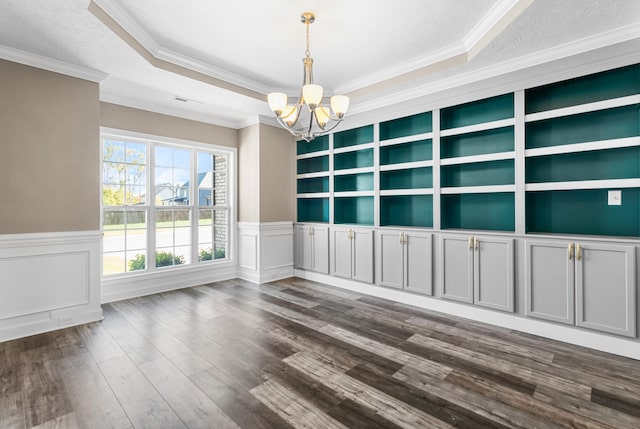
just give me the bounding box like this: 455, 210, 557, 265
267, 12, 349, 142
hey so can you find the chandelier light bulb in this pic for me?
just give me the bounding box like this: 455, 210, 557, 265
267, 92, 287, 115
302, 84, 323, 108
330, 95, 350, 117
315, 106, 330, 127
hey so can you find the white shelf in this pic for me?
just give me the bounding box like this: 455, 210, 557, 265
333, 167, 374, 176
440, 118, 515, 138
334, 191, 374, 198
525, 179, 640, 192
524, 136, 640, 158
333, 142, 375, 154
380, 189, 434, 196
525, 94, 640, 123
440, 151, 515, 166
296, 193, 329, 199
379, 160, 434, 171
297, 171, 330, 179
441, 185, 516, 194
379, 132, 433, 147
296, 150, 330, 160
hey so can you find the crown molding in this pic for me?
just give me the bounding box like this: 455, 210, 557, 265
90, 0, 269, 95
349, 24, 640, 117
0, 44, 108, 83
100, 92, 241, 129
237, 114, 280, 130
334, 0, 534, 96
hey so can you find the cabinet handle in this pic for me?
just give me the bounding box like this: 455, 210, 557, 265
348, 229, 354, 240
400, 232, 404, 244
576, 244, 582, 261
474, 237, 479, 250
568, 243, 574, 260
468, 236, 473, 250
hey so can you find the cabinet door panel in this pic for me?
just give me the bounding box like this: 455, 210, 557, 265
474, 237, 514, 312
331, 229, 353, 279
525, 240, 575, 324
376, 231, 404, 289
294, 225, 312, 270
353, 229, 374, 284
312, 226, 330, 274
576, 244, 636, 337
440, 235, 473, 303
405, 233, 433, 295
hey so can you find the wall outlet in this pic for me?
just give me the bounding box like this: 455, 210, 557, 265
608, 190, 622, 206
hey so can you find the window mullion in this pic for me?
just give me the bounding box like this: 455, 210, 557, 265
148, 142, 156, 273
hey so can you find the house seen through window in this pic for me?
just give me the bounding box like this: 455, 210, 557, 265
101, 135, 230, 276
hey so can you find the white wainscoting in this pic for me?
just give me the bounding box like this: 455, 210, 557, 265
238, 222, 294, 284
0, 231, 103, 341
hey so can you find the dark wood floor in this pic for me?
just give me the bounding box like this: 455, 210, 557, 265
2, 278, 640, 428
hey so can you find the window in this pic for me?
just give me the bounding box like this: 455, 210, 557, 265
101, 133, 233, 276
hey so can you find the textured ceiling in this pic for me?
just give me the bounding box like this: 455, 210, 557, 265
0, 0, 639, 128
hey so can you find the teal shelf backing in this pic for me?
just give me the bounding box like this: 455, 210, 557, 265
441, 159, 514, 187
297, 155, 329, 174
334, 172, 374, 192
380, 167, 432, 190
297, 198, 329, 223
380, 195, 433, 227
333, 125, 374, 148
526, 147, 640, 183
297, 177, 329, 194
442, 193, 515, 231
441, 127, 514, 159
525, 105, 639, 149
297, 135, 329, 155
380, 139, 432, 165
526, 64, 640, 114
380, 112, 432, 140
526, 189, 640, 237
441, 93, 514, 130
334, 148, 374, 170
334, 196, 374, 225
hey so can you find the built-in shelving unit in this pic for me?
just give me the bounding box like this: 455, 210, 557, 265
296, 135, 330, 223
295, 63, 640, 238
524, 64, 640, 237
440, 93, 516, 232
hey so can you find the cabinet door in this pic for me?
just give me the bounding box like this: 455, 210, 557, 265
524, 240, 575, 325
576, 243, 636, 337
294, 225, 312, 270
331, 228, 353, 279
376, 230, 404, 289
352, 229, 374, 284
405, 232, 432, 295
312, 226, 329, 274
440, 235, 473, 303
474, 237, 514, 312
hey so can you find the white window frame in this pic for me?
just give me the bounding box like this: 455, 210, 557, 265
100, 127, 237, 279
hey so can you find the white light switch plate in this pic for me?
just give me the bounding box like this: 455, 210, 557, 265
608, 190, 622, 206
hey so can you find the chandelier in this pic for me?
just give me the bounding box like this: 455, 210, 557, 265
267, 12, 350, 142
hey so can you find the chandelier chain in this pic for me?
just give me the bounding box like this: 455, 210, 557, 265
305, 20, 311, 58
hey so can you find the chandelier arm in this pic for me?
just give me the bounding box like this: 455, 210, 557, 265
317, 118, 344, 134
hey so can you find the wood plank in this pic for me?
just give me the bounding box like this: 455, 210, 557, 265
250, 379, 349, 429
97, 355, 186, 428
284, 351, 455, 429
139, 357, 240, 429
56, 352, 132, 429
0, 392, 24, 429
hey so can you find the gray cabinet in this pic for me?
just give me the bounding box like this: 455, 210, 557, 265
294, 224, 329, 274
526, 240, 636, 337
331, 227, 374, 283
440, 234, 514, 312
376, 230, 432, 294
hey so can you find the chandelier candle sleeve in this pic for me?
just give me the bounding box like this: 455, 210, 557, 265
267, 11, 350, 142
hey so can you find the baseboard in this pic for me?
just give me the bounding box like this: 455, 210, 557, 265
295, 269, 640, 361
